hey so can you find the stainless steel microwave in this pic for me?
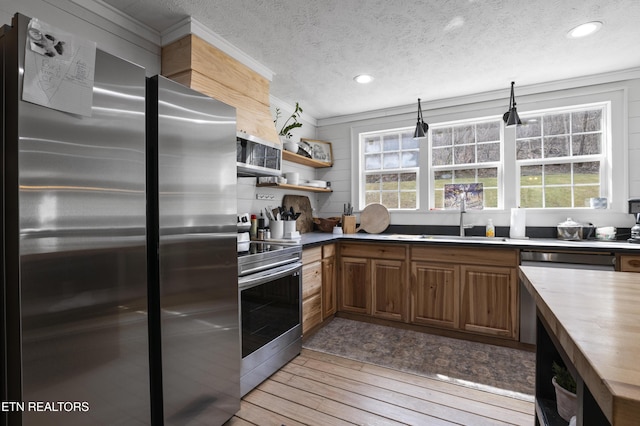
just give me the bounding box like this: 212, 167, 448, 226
236, 132, 282, 177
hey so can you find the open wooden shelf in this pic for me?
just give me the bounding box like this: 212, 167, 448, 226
282, 150, 332, 168
256, 183, 332, 193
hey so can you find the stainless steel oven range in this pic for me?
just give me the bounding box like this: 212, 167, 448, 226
238, 241, 302, 396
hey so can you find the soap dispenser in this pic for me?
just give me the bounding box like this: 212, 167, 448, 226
486, 219, 495, 238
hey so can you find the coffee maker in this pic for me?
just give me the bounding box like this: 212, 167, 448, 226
629, 199, 640, 243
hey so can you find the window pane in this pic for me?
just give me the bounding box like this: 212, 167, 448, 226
400, 191, 417, 209
434, 189, 445, 209
383, 134, 399, 151
454, 145, 475, 164
572, 110, 601, 133
517, 119, 541, 138
574, 162, 600, 184
364, 137, 381, 153
476, 122, 500, 142
432, 128, 452, 147
572, 134, 601, 156
432, 147, 452, 166
521, 165, 542, 186
545, 186, 572, 208
454, 125, 474, 145
575, 185, 600, 207
365, 154, 381, 170
484, 188, 498, 208
400, 172, 417, 190
365, 191, 380, 205
402, 133, 419, 149
520, 187, 543, 208
454, 169, 476, 183
365, 174, 380, 190
382, 173, 399, 190
381, 192, 399, 209
544, 113, 570, 135
544, 136, 570, 158
516, 138, 542, 160
382, 153, 400, 169
477, 142, 500, 162
401, 151, 418, 167
434, 170, 453, 189
545, 163, 571, 185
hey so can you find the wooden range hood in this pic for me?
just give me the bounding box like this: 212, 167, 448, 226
161, 34, 280, 145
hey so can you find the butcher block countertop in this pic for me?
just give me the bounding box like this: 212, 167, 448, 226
519, 266, 640, 425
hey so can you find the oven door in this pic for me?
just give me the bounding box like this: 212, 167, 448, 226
239, 261, 302, 359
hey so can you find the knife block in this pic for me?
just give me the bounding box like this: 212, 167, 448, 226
342, 215, 356, 234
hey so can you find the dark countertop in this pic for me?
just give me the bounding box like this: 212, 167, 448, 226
299, 231, 640, 253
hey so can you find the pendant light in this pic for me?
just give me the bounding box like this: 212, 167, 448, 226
503, 81, 522, 127
413, 98, 429, 139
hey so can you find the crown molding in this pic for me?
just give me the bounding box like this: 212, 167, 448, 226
161, 16, 274, 81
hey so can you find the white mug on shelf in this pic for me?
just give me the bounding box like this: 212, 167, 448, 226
285, 172, 299, 186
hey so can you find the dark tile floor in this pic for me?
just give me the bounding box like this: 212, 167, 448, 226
303, 318, 535, 400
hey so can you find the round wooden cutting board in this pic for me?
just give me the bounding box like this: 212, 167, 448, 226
356, 203, 390, 234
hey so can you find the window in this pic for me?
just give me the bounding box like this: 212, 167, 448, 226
516, 104, 606, 208
360, 129, 419, 209
430, 119, 502, 208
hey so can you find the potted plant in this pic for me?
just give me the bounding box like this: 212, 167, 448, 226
552, 361, 577, 421
274, 102, 303, 150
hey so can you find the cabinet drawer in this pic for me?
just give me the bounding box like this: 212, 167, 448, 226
619, 255, 640, 272
302, 262, 322, 299
302, 294, 322, 334
303, 246, 322, 264
340, 242, 406, 260
411, 246, 518, 267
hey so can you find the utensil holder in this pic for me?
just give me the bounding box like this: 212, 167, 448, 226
342, 215, 356, 234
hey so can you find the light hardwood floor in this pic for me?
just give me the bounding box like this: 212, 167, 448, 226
226, 349, 535, 425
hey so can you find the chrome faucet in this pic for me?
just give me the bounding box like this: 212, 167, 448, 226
459, 195, 466, 237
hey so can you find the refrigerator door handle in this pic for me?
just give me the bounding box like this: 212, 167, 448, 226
238, 262, 302, 290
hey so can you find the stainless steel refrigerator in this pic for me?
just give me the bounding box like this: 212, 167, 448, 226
146, 75, 240, 425
1, 13, 150, 426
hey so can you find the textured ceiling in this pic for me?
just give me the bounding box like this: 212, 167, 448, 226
103, 0, 640, 120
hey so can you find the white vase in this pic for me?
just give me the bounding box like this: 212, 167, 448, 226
552, 376, 577, 421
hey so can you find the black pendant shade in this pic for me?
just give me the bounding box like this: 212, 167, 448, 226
414, 98, 429, 139
503, 81, 522, 127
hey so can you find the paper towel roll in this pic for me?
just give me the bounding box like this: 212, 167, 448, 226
509, 208, 526, 239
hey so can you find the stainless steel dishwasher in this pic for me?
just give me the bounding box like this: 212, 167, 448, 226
519, 250, 616, 344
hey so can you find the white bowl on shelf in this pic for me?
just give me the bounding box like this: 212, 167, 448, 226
283, 141, 298, 153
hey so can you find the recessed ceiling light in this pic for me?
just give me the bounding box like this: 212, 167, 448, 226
354, 74, 374, 84
567, 21, 602, 38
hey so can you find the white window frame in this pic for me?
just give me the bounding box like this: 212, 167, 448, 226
428, 117, 504, 210
515, 102, 609, 209
358, 127, 420, 211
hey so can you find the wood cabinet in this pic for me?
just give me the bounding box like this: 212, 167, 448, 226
321, 244, 337, 319
339, 243, 408, 322
302, 244, 337, 334
302, 247, 322, 334
411, 262, 459, 329
411, 246, 519, 340
460, 265, 518, 338
617, 254, 640, 272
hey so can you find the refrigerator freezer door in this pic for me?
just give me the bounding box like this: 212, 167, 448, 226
3, 14, 149, 426
148, 75, 239, 425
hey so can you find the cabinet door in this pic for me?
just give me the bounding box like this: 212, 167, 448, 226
322, 256, 337, 319
302, 260, 322, 334
339, 257, 370, 314
371, 259, 406, 322
411, 262, 459, 329
460, 265, 518, 339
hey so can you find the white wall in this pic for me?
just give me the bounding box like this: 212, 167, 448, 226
316, 74, 640, 231
1, 0, 161, 75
